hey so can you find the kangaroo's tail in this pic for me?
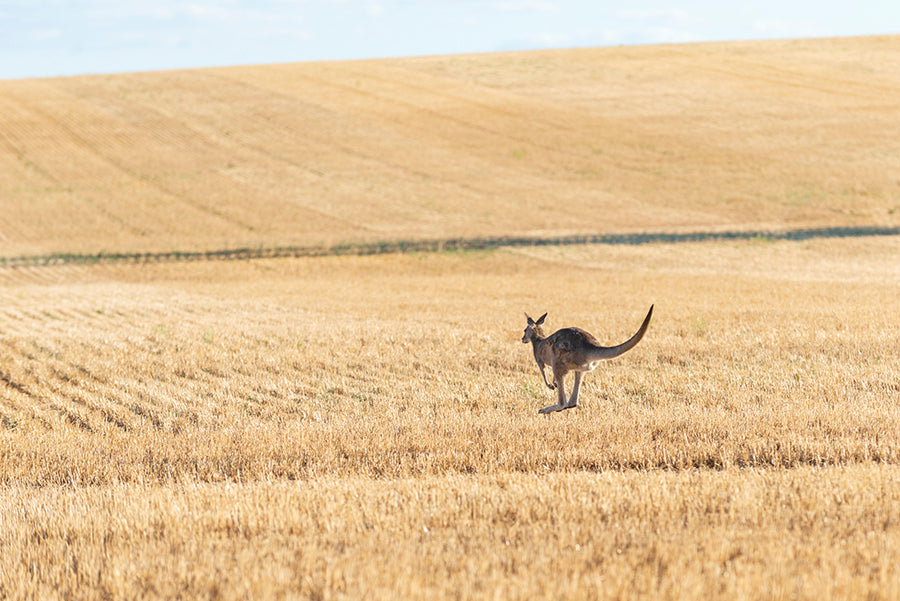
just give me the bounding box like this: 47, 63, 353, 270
591, 305, 654, 360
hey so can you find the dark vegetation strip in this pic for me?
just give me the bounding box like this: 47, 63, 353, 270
2, 225, 899, 268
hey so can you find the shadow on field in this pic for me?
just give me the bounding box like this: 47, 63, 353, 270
2, 225, 899, 268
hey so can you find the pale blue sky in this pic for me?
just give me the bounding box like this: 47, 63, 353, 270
1, 1, 898, 80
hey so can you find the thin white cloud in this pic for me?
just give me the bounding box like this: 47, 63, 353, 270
188, 4, 238, 20
29, 28, 61, 41
644, 26, 697, 44
525, 31, 571, 46
605, 7, 697, 45
494, 2, 560, 13
175, 3, 305, 26
616, 8, 690, 21
753, 19, 793, 36
136, 6, 176, 20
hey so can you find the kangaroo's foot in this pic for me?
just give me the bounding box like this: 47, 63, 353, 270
562, 401, 578, 410
538, 403, 564, 414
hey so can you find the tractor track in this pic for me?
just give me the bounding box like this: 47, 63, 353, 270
0, 225, 899, 269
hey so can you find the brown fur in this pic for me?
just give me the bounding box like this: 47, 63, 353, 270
522, 306, 653, 414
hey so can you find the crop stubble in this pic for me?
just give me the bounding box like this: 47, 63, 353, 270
1, 236, 899, 599
2, 36, 900, 258
3, 34, 900, 600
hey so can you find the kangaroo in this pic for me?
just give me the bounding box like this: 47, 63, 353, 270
522, 306, 653, 414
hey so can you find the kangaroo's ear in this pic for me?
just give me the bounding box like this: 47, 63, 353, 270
536, 313, 547, 325
525, 312, 535, 326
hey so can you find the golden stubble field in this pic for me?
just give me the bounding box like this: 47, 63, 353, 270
2, 236, 900, 599
1, 36, 900, 257
3, 33, 900, 600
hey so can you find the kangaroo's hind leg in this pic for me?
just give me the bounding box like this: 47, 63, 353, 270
564, 371, 583, 409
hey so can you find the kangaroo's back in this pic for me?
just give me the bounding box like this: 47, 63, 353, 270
546, 305, 653, 369
546, 327, 600, 352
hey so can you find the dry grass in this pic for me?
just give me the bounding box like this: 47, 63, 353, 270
2, 36, 900, 257
1, 239, 899, 484
3, 35, 900, 600
1, 236, 900, 598
4, 466, 900, 601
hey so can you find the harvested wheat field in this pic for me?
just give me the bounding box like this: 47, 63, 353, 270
2, 36, 900, 258
2, 35, 900, 600
2, 237, 900, 599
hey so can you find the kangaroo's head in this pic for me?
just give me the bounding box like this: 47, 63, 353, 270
522, 312, 547, 343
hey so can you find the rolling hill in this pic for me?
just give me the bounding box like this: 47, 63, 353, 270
1, 35, 899, 258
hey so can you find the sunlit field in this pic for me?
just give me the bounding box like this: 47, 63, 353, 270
1, 36, 900, 258
3, 34, 900, 600
2, 236, 900, 599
